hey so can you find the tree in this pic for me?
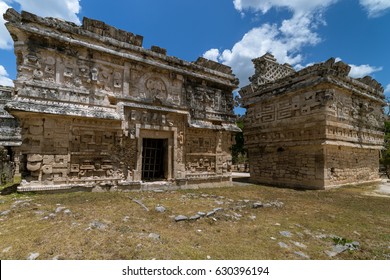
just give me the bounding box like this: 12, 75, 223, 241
231, 117, 247, 164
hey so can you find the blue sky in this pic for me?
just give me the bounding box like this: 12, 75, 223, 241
1, 0, 390, 115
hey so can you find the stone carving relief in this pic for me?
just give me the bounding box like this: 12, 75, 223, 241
186, 156, 216, 173
17, 46, 126, 97
127, 69, 183, 105
186, 85, 234, 120
146, 77, 167, 102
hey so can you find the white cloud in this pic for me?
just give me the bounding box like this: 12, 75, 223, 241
359, 0, 390, 17
296, 58, 383, 79
0, 64, 14, 86
11, 0, 81, 24
1, 0, 81, 51
209, 23, 311, 85
233, 0, 338, 15
384, 84, 390, 93
203, 48, 220, 62
348, 63, 383, 78
294, 62, 314, 71
206, 1, 339, 86
0, 1, 13, 49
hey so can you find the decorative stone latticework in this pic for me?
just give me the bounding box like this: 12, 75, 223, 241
240, 53, 385, 189
2, 9, 239, 191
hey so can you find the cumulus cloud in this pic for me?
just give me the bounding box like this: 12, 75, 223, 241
205, 0, 339, 86
0, 1, 13, 49
385, 84, 390, 93
359, 0, 390, 17
10, 0, 81, 24
203, 48, 220, 62
348, 63, 383, 78
233, 0, 338, 14
0, 0, 81, 50
0, 64, 13, 86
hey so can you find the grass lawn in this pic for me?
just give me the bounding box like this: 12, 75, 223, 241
0, 182, 389, 260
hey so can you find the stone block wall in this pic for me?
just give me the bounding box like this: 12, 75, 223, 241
249, 144, 325, 189
324, 145, 380, 186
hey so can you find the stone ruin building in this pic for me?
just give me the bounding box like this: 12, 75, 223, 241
0, 9, 239, 191
240, 53, 385, 189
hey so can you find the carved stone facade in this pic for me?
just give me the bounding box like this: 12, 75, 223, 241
2, 9, 239, 191
0, 86, 20, 185
240, 53, 385, 189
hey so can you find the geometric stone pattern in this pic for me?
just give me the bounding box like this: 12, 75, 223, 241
0, 86, 20, 147
240, 54, 385, 189
2, 9, 240, 190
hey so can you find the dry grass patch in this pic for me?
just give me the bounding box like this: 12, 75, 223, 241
0, 183, 389, 260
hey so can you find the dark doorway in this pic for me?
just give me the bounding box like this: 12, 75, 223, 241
142, 138, 167, 181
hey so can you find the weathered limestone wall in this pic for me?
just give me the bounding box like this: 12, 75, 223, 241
324, 146, 380, 187
2, 9, 239, 191
0, 86, 20, 147
0, 86, 20, 185
241, 54, 384, 189
249, 145, 324, 189
0, 147, 14, 185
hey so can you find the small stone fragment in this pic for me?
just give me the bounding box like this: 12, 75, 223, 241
252, 202, 263, 208
324, 245, 349, 257
292, 241, 307, 249
206, 211, 215, 217
271, 201, 284, 208
189, 214, 201, 221
197, 212, 206, 217
155, 205, 166, 213
1, 210, 11, 216
27, 252, 40, 260
55, 206, 66, 213
174, 215, 188, 222
278, 242, 289, 249
89, 220, 107, 230
280, 231, 293, 238
294, 251, 310, 259
148, 233, 160, 240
